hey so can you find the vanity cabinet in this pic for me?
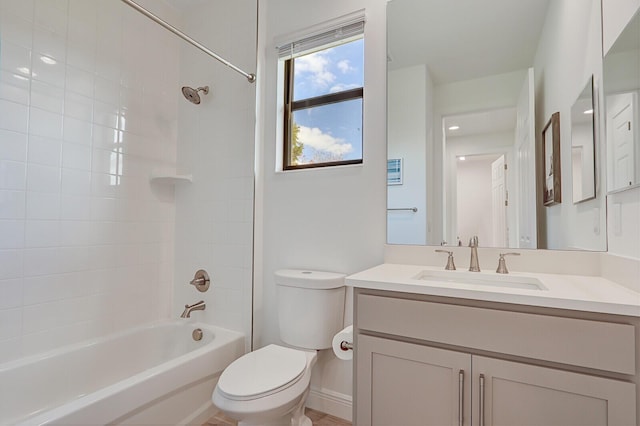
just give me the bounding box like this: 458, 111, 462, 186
354, 290, 638, 426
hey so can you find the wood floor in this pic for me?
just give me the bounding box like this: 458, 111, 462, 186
205, 408, 351, 426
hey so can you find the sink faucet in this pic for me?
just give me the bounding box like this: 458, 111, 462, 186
496, 252, 520, 274
181, 300, 206, 318
468, 236, 480, 272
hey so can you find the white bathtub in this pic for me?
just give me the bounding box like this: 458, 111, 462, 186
0, 321, 244, 425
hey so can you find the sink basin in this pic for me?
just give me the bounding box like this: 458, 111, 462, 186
412, 270, 546, 291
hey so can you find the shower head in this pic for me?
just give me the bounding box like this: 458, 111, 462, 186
181, 86, 209, 104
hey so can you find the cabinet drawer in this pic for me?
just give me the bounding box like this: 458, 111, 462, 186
357, 294, 636, 375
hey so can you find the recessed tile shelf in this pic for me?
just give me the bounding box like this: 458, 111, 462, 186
149, 174, 193, 185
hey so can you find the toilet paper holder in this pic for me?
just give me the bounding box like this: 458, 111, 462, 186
339, 341, 353, 351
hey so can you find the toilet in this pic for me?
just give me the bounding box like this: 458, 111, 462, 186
212, 269, 346, 426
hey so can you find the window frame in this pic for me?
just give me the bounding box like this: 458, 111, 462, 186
282, 42, 364, 171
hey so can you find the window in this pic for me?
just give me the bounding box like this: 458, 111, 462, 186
279, 18, 364, 170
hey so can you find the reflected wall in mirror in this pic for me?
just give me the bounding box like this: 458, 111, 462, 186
604, 10, 640, 193
387, 0, 607, 251
571, 76, 597, 203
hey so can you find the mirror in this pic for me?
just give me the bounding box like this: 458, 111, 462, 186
387, 0, 606, 251
571, 76, 597, 203
604, 9, 640, 193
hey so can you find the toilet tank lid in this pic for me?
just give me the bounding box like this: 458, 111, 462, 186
275, 269, 346, 289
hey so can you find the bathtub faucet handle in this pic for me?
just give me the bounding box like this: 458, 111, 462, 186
181, 300, 206, 318
189, 269, 210, 292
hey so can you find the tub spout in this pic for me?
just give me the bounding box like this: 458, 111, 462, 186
180, 300, 205, 318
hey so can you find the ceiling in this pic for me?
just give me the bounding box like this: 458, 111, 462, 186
444, 107, 517, 138
387, 0, 551, 85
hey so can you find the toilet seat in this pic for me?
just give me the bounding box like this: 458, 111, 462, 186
216, 345, 307, 401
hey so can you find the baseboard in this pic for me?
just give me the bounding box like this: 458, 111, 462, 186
305, 387, 353, 422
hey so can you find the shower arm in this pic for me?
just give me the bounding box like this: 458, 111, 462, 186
119, 0, 256, 83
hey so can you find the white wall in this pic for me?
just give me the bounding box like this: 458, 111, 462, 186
255, 0, 387, 418
0, 0, 179, 363
173, 0, 256, 351
533, 0, 607, 251
387, 64, 430, 245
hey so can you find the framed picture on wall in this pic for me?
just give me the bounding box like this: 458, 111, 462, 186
542, 112, 561, 206
387, 158, 403, 185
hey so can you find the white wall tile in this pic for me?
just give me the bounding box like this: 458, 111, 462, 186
58, 220, 91, 246
62, 142, 91, 170
0, 12, 33, 49
90, 196, 116, 221
0, 278, 22, 309
27, 163, 60, 193
33, 27, 66, 67
65, 65, 94, 97
66, 43, 95, 73
61, 168, 91, 195
0, 99, 29, 133
0, 69, 30, 105
93, 100, 119, 128
94, 76, 120, 106
0, 220, 25, 249
0, 41, 31, 74
68, 0, 96, 28
27, 135, 62, 167
1, 129, 28, 162
21, 320, 98, 356
0, 0, 180, 363
34, 0, 68, 36
30, 80, 64, 113
0, 190, 26, 219
64, 93, 94, 123
25, 220, 59, 248
1, 0, 34, 20
25, 191, 59, 220
23, 247, 61, 277
29, 107, 63, 139
0, 249, 23, 279
59, 194, 91, 220
0, 308, 22, 340
0, 161, 27, 190
63, 115, 93, 144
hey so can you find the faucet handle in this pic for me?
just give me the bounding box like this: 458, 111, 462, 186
496, 252, 520, 274
435, 249, 456, 270
189, 269, 210, 292
468, 236, 479, 247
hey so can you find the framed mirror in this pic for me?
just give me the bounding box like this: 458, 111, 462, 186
571, 76, 597, 203
387, 0, 606, 251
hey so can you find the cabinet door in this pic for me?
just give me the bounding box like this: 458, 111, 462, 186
356, 334, 471, 426
473, 356, 637, 426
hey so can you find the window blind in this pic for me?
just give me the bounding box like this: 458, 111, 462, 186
277, 16, 365, 59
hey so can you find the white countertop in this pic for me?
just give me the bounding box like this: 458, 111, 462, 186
346, 263, 640, 317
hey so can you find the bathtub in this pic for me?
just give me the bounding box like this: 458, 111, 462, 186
0, 321, 244, 425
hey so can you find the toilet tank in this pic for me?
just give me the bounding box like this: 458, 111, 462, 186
275, 269, 346, 350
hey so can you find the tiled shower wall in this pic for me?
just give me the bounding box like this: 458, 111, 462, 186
0, 0, 180, 363
173, 0, 256, 351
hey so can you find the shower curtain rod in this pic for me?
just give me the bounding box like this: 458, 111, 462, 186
119, 0, 256, 83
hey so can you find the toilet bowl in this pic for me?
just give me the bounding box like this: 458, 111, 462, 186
212, 344, 317, 426
212, 269, 346, 426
